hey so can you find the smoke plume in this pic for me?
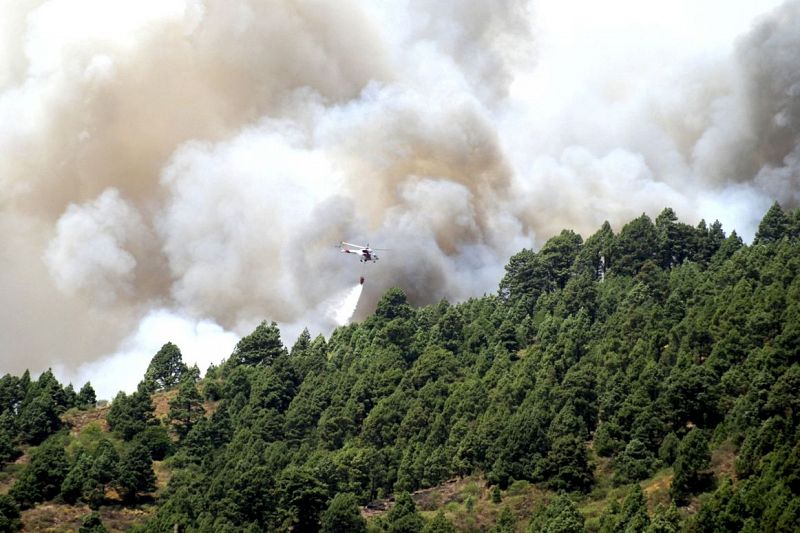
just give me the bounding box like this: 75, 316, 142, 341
1, 0, 797, 393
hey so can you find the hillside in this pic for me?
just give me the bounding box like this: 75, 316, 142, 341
1, 204, 799, 532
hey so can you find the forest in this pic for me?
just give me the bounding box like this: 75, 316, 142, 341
1, 203, 799, 532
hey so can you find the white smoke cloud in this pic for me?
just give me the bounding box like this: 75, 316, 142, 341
45, 188, 149, 304
54, 309, 239, 400
1, 0, 798, 394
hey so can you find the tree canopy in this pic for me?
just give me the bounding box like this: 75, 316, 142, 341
3, 204, 800, 532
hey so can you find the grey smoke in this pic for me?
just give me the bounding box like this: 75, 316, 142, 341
0, 0, 797, 388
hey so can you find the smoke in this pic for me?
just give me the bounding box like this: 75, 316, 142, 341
44, 189, 153, 305
53, 309, 239, 400
1, 0, 798, 392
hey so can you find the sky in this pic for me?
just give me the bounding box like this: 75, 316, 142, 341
1, 0, 797, 399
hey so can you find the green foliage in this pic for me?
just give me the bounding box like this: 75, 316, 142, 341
670, 429, 711, 504
754, 201, 790, 244
665, 365, 721, 428
10, 437, 70, 508
499, 248, 552, 313
77, 382, 97, 408
544, 436, 594, 493
645, 504, 681, 533
8, 205, 800, 532
106, 383, 156, 441
540, 229, 583, 289
143, 342, 188, 391
527, 494, 585, 533
616, 485, 650, 532
116, 442, 156, 502
168, 378, 205, 440
60, 449, 93, 504
0, 427, 18, 465
134, 424, 173, 461
613, 439, 655, 485
492, 506, 515, 533
320, 492, 366, 533
78, 512, 108, 533
375, 288, 414, 322
276, 465, 329, 531
594, 421, 624, 458
387, 492, 424, 533
612, 213, 658, 276
0, 494, 21, 532
423, 511, 456, 533
230, 321, 288, 368
658, 432, 679, 466
92, 438, 120, 484
17, 393, 61, 445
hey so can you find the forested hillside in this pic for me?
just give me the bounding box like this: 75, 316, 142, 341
1, 204, 799, 532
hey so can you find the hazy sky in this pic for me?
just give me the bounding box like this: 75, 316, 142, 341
1, 0, 797, 398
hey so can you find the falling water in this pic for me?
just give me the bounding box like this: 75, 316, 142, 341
329, 283, 364, 326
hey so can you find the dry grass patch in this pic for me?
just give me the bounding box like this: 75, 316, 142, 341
641, 468, 673, 512
152, 390, 178, 421
62, 406, 110, 435
0, 468, 16, 495
20, 503, 154, 533
710, 440, 737, 481
21, 502, 91, 532
154, 460, 172, 493
411, 477, 547, 532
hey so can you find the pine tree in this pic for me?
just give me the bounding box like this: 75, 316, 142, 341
658, 432, 679, 466
499, 249, 552, 312
424, 511, 456, 533
115, 442, 156, 502
615, 485, 649, 532
645, 504, 681, 533
277, 465, 328, 532
527, 493, 585, 533
0, 494, 21, 532
134, 425, 174, 461
320, 492, 367, 533
670, 429, 711, 504
92, 438, 120, 486
0, 427, 18, 465
491, 485, 502, 504
61, 450, 93, 504
492, 506, 515, 533
290, 328, 312, 358
78, 511, 108, 533
612, 213, 658, 276
544, 436, 594, 493
375, 288, 414, 322
613, 438, 655, 485
106, 383, 156, 441
387, 492, 425, 533
540, 229, 583, 289
168, 378, 205, 440
754, 202, 790, 244
18, 394, 60, 444
574, 220, 614, 279
143, 342, 188, 391
10, 438, 69, 508
77, 382, 97, 408
230, 321, 287, 367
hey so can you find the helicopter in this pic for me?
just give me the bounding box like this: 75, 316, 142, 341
337, 242, 387, 263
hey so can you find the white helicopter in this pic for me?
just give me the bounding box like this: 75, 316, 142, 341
337, 242, 387, 263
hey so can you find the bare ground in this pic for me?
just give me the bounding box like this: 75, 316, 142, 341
21, 503, 155, 533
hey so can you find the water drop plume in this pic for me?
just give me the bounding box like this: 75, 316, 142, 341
330, 283, 364, 326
